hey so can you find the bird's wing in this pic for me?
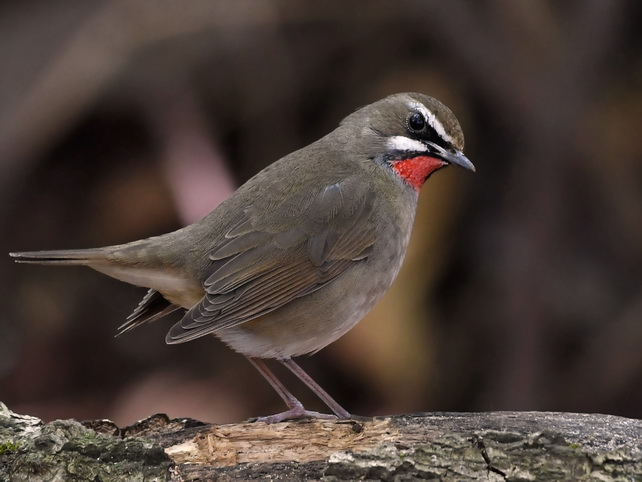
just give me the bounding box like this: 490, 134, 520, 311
166, 175, 376, 343
117, 289, 180, 336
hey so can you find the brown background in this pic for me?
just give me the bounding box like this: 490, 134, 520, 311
1, 0, 641, 425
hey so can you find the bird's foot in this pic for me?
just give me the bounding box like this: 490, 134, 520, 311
252, 407, 344, 424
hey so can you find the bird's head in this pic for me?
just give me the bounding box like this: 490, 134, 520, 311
342, 92, 475, 191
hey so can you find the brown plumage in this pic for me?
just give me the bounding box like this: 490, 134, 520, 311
11, 92, 474, 422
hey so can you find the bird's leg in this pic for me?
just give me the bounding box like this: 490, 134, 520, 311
247, 357, 337, 423
247, 357, 301, 410
279, 357, 351, 420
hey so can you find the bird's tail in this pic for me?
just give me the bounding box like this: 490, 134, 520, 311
9, 248, 109, 266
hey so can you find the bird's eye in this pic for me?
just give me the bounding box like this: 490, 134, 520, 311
407, 112, 426, 132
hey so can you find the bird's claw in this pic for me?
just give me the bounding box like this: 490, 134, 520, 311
252, 408, 340, 424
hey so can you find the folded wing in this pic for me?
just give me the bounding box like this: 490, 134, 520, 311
166, 175, 376, 344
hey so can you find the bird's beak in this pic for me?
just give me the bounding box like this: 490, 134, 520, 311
427, 142, 475, 172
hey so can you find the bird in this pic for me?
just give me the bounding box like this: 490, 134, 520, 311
10, 92, 474, 423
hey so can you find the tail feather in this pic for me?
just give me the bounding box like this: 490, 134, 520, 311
9, 248, 108, 265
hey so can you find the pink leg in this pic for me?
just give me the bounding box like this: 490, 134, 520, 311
247, 357, 350, 423
279, 358, 350, 419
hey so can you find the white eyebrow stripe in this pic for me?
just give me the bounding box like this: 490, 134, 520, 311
387, 136, 429, 152
407, 101, 454, 145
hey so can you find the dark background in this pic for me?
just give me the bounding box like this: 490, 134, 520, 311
1, 0, 641, 425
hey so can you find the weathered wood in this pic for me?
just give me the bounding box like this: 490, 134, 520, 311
1, 402, 641, 480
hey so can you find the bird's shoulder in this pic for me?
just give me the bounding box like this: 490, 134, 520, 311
210, 170, 377, 265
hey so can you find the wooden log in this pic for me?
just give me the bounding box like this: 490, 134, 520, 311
1, 402, 641, 480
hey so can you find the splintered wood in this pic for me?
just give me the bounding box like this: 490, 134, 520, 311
165, 418, 398, 467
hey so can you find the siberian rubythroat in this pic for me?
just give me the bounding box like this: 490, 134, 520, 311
11, 93, 474, 423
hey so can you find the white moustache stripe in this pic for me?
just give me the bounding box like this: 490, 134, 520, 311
387, 136, 428, 152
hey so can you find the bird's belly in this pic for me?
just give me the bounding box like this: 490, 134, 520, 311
215, 247, 407, 359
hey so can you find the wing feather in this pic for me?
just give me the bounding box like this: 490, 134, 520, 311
117, 289, 179, 336
166, 175, 376, 344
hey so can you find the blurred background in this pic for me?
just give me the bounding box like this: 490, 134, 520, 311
1, 0, 641, 426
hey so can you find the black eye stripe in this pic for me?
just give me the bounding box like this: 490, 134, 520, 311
405, 111, 452, 151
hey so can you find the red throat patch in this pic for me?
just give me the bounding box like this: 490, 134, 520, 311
391, 156, 448, 192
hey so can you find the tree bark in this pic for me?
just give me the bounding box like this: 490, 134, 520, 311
1, 402, 640, 481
